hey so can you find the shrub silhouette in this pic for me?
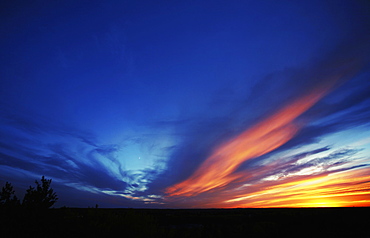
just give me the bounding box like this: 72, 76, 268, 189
0, 182, 20, 208
22, 176, 58, 209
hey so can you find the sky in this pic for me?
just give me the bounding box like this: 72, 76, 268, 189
1, 0, 370, 208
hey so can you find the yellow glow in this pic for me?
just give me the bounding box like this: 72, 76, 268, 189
220, 168, 370, 208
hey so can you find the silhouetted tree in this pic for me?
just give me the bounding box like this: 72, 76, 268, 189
0, 182, 20, 208
22, 176, 58, 209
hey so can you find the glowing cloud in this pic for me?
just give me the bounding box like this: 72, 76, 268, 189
165, 82, 336, 197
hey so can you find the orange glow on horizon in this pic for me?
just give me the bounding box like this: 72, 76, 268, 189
220, 168, 370, 208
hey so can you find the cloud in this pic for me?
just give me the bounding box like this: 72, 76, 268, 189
165, 85, 337, 197
0, 109, 141, 204
146, 26, 370, 207
164, 146, 369, 208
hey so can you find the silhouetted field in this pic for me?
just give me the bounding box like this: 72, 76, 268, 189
1, 207, 369, 237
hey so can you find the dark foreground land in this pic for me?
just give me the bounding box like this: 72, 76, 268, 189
1, 207, 369, 238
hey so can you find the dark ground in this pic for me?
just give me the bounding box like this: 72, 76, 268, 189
1, 207, 369, 237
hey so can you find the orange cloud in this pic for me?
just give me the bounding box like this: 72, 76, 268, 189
165, 82, 335, 198
164, 68, 370, 208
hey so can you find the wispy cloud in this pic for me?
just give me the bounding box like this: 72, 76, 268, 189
161, 146, 369, 208
165, 85, 335, 197
159, 34, 370, 207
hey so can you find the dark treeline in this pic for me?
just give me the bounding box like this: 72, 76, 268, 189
0, 176, 57, 210
1, 178, 369, 237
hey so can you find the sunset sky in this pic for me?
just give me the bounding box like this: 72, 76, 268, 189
1, 0, 369, 208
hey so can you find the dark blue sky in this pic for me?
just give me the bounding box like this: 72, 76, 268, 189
1, 0, 370, 208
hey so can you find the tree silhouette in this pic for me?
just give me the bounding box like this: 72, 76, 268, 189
0, 182, 20, 208
22, 176, 58, 209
